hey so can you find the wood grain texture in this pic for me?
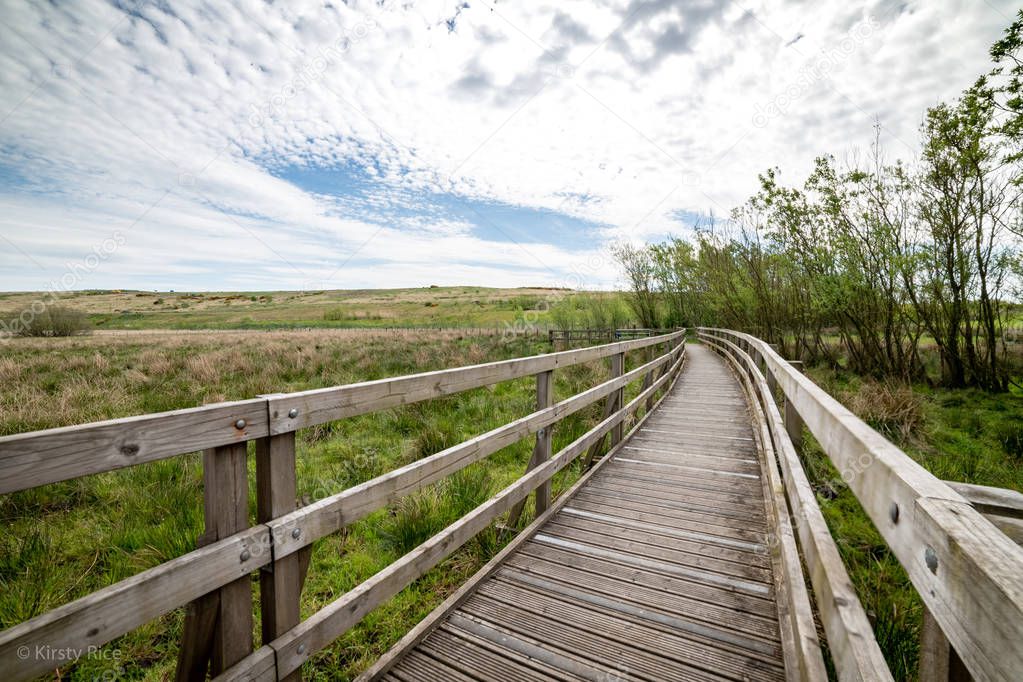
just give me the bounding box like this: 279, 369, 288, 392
266, 332, 684, 434
266, 345, 685, 560
701, 328, 1023, 681
702, 332, 890, 682
366, 345, 812, 682
0, 399, 268, 494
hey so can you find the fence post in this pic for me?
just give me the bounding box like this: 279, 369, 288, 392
256, 428, 303, 682
533, 370, 554, 516
611, 352, 625, 447
176, 442, 254, 680
507, 370, 555, 526
920, 605, 973, 681
784, 360, 805, 451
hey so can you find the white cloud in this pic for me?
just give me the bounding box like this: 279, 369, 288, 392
0, 0, 1017, 291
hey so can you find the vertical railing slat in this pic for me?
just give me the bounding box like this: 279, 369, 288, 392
256, 429, 303, 682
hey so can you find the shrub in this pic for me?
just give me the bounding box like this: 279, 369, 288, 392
845, 380, 924, 442
5, 305, 92, 337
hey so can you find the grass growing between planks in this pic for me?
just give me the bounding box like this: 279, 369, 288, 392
0, 329, 649, 680
798, 366, 1023, 680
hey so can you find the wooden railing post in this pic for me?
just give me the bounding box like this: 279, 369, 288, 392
176, 442, 254, 680
610, 352, 625, 446
507, 370, 555, 526
784, 360, 805, 451
256, 428, 303, 682
920, 605, 973, 681
533, 370, 553, 516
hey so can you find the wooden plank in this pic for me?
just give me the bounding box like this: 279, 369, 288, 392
209, 442, 254, 674
702, 333, 892, 681
267, 346, 683, 560
920, 605, 973, 682
701, 328, 1023, 681
0, 398, 268, 494
255, 429, 302, 682
946, 481, 1023, 519
267, 332, 684, 434
1, 523, 268, 681
356, 355, 686, 681
507, 370, 554, 527
704, 337, 827, 681
267, 361, 683, 678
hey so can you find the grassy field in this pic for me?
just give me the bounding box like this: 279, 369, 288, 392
0, 328, 659, 680
799, 367, 1023, 679
0, 286, 579, 331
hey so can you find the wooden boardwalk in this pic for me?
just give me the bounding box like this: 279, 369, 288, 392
376, 344, 786, 681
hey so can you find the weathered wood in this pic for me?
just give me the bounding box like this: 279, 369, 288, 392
0, 398, 268, 494
946, 481, 1023, 519
255, 429, 302, 682
702, 332, 892, 681
507, 371, 555, 527
225, 348, 687, 680
0, 521, 267, 681
206, 443, 255, 675
266, 348, 682, 561
175, 529, 220, 682
706, 337, 827, 680
920, 605, 973, 681
267, 332, 684, 435
582, 352, 627, 468
700, 328, 1023, 681
610, 352, 625, 447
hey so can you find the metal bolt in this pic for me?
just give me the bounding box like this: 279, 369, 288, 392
240, 550, 251, 562
297, 644, 306, 655
924, 547, 938, 574
235, 419, 246, 430
291, 528, 301, 539
288, 408, 299, 418
889, 502, 899, 524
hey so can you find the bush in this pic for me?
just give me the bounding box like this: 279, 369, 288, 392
4, 305, 92, 337
844, 380, 924, 442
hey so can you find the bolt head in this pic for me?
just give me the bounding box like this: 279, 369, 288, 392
240, 550, 251, 562
889, 502, 900, 524
291, 527, 301, 539
924, 547, 938, 574
297, 644, 306, 654
288, 408, 299, 418
235, 419, 246, 430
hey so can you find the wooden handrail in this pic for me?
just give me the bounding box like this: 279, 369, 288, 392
0, 331, 685, 681
217, 344, 688, 680
0, 332, 682, 493
699, 327, 1023, 681
700, 331, 892, 681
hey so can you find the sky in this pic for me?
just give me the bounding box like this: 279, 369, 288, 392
0, 0, 1018, 292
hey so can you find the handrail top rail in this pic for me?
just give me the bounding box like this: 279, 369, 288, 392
697, 327, 964, 504
697, 327, 1023, 681
0, 330, 684, 494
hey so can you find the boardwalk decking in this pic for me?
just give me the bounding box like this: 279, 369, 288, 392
379, 344, 786, 682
